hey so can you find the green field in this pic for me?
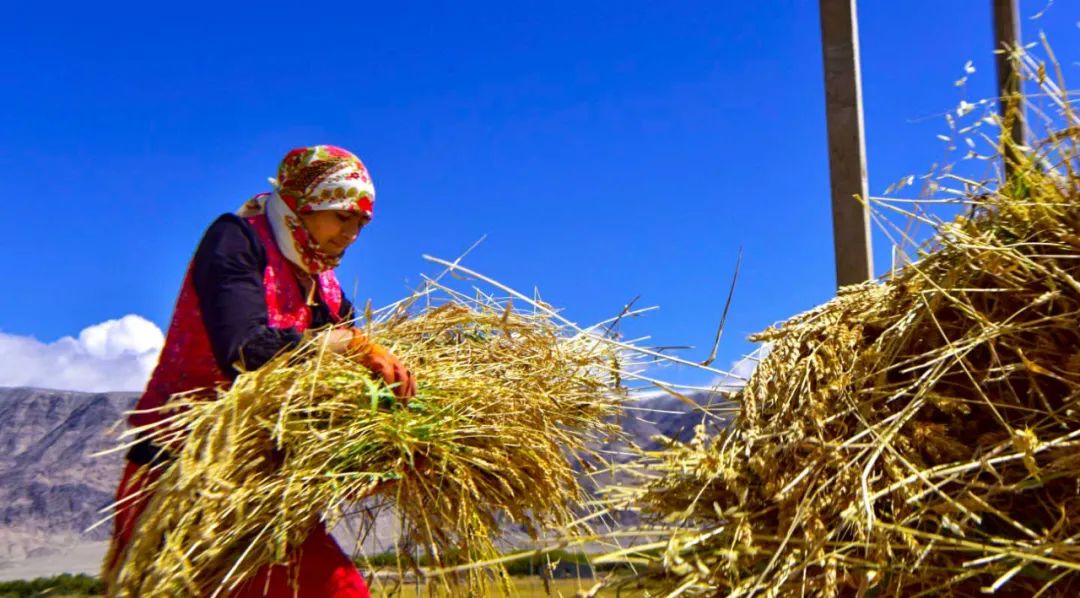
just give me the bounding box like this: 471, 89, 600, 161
368, 576, 647, 597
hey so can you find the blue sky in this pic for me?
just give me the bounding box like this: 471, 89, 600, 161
2, 1, 1077, 390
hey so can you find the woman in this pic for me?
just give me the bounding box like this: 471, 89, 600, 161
107, 145, 412, 597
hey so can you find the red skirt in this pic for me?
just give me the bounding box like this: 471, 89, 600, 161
107, 461, 371, 598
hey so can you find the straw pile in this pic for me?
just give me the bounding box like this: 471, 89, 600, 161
613, 97, 1080, 594
102, 270, 644, 597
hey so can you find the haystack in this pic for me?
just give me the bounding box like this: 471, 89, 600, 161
612, 71, 1080, 595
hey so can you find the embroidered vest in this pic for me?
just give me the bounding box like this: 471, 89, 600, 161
130, 214, 342, 428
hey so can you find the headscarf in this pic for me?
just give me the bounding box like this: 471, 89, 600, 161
238, 145, 375, 273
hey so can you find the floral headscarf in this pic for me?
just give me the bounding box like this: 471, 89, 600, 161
238, 145, 375, 273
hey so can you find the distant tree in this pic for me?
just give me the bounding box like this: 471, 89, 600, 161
0, 573, 103, 597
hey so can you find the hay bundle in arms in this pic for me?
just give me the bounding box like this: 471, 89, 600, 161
610, 77, 1080, 594
104, 267, 645, 597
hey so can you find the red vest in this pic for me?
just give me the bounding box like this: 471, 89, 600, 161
130, 214, 343, 428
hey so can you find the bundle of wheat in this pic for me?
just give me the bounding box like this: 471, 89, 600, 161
101, 264, 695, 597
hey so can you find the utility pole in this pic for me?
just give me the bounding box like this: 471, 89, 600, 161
819, 0, 873, 288
992, 0, 1024, 178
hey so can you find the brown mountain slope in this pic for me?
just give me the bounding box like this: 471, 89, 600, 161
0, 388, 136, 575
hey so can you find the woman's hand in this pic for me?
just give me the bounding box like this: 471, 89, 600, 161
319, 328, 355, 354
346, 329, 416, 400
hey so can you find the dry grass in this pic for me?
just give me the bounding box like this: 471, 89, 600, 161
602, 49, 1080, 596
99, 264, 708, 597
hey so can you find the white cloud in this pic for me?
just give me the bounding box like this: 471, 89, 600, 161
0, 315, 164, 393
711, 344, 770, 391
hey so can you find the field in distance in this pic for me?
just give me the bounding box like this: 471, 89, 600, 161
369, 576, 648, 597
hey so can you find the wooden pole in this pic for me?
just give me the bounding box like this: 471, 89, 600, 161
819, 0, 873, 288
992, 0, 1024, 178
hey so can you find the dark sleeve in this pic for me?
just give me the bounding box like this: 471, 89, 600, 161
192, 214, 303, 377
308, 292, 356, 329
339, 296, 356, 323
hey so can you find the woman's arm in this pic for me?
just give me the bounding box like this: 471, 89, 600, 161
192, 214, 303, 377
339, 296, 356, 323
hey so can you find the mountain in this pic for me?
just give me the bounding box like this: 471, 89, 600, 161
615, 391, 733, 452
0, 385, 728, 581
0, 388, 137, 579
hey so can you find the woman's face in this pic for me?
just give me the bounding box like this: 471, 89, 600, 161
299, 210, 369, 256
